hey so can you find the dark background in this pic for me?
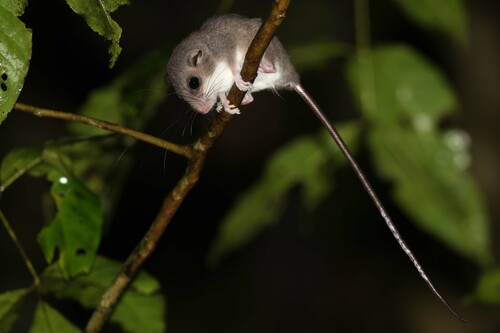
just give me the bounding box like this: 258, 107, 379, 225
1, 0, 500, 332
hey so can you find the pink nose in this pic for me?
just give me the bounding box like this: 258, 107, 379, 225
193, 100, 214, 114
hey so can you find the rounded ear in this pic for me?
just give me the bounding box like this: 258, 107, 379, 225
189, 49, 203, 66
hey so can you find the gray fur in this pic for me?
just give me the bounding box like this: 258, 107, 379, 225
166, 14, 299, 113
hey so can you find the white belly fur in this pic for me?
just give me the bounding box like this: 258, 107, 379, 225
234, 49, 282, 93
205, 61, 234, 98
252, 67, 282, 92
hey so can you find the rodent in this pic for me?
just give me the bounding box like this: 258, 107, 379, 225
165, 13, 468, 322
166, 13, 299, 114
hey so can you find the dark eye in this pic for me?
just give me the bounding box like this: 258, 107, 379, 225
188, 77, 200, 90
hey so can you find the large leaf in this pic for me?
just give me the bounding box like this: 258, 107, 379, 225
208, 123, 361, 266
65, 0, 130, 67
41, 256, 166, 333
0, 145, 104, 277
346, 44, 457, 125
67, 48, 171, 218
0, 1, 32, 124
346, 43, 491, 265
0, 288, 28, 333
38, 168, 103, 278
369, 126, 492, 265
392, 0, 467, 44
28, 300, 79, 333
1, 142, 92, 190
68, 47, 171, 136
1, 0, 28, 15
0, 146, 43, 191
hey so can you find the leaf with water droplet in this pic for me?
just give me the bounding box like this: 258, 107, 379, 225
369, 125, 492, 266
346, 44, 457, 126
38, 169, 103, 278
0, 1, 32, 124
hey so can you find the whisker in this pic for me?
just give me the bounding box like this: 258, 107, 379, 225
115, 139, 135, 164
189, 111, 199, 136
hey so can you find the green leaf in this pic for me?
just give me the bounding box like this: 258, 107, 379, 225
1, 0, 28, 16
0, 142, 87, 190
346, 44, 457, 126
0, 288, 28, 333
346, 43, 491, 264
207, 123, 361, 266
472, 268, 500, 304
69, 47, 171, 135
67, 48, 171, 218
392, 0, 467, 44
65, 0, 130, 67
69, 88, 123, 136
41, 256, 166, 333
38, 170, 103, 278
289, 41, 351, 72
0, 146, 43, 191
28, 300, 79, 333
369, 126, 492, 265
0, 2, 32, 125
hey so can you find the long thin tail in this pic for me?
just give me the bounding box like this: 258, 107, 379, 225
293, 83, 469, 323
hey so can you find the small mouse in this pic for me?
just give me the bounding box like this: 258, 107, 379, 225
166, 13, 299, 114
166, 14, 468, 322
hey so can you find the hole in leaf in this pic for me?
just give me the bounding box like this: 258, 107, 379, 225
76, 248, 86, 256
1, 83, 6, 92
1, 73, 7, 81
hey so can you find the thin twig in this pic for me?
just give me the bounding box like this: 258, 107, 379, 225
14, 103, 194, 159
0, 210, 41, 288
84, 1, 292, 332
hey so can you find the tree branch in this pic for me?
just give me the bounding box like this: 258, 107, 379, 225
84, 1, 292, 332
14, 102, 194, 159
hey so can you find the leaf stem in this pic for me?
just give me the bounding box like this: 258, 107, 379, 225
354, 0, 378, 115
83, 1, 291, 332
14, 103, 194, 159
0, 210, 41, 288
1, 155, 43, 192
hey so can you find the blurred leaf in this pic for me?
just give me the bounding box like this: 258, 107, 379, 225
0, 1, 32, 125
346, 44, 457, 125
472, 268, 500, 304
28, 300, 79, 333
208, 122, 361, 266
0, 146, 43, 190
65, 0, 130, 67
369, 126, 492, 265
67, 48, 171, 219
392, 0, 467, 44
0, 288, 28, 333
41, 256, 166, 333
69, 47, 170, 135
0, 140, 98, 190
346, 43, 491, 264
69, 88, 123, 136
289, 41, 351, 72
38, 169, 103, 278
